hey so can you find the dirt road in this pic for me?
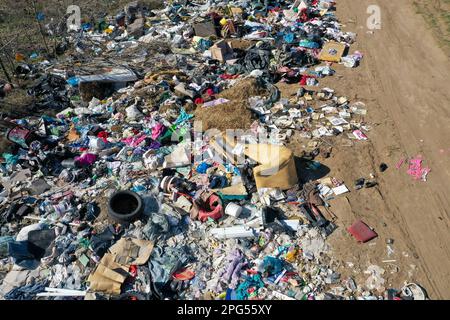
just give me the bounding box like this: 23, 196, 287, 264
322, 0, 450, 299
1, 0, 447, 300
281, 0, 449, 299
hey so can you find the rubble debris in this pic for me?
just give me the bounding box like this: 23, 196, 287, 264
0, 0, 429, 302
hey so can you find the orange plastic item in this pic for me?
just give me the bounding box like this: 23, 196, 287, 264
172, 268, 195, 281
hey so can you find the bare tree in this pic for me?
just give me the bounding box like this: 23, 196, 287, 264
0, 55, 11, 82
28, 0, 52, 55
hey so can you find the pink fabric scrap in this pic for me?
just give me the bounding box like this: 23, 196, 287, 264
407, 157, 431, 181
75, 153, 97, 166
152, 123, 165, 140
396, 158, 405, 169
122, 134, 146, 147
353, 130, 368, 141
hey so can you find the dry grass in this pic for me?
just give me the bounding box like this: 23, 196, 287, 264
0, 0, 163, 80
0, 0, 164, 116
413, 0, 450, 54
194, 78, 266, 132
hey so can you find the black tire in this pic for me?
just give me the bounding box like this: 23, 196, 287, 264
108, 190, 143, 224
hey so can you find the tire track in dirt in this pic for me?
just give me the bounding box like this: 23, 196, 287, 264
336, 0, 450, 299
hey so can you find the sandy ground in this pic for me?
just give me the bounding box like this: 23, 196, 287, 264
1, 0, 448, 300
281, 0, 450, 299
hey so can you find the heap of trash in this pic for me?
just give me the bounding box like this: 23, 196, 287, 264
0, 0, 428, 300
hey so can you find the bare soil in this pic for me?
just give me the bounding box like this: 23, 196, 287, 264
0, 0, 448, 299
281, 0, 450, 299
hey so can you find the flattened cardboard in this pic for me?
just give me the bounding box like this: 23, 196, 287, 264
319, 42, 346, 62
87, 253, 129, 295
109, 238, 154, 266
210, 40, 234, 62
211, 135, 298, 190
87, 239, 153, 295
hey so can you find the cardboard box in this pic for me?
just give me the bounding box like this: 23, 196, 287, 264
319, 42, 346, 62
210, 40, 234, 62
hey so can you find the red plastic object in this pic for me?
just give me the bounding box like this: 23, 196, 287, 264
347, 220, 378, 243
198, 194, 223, 222
97, 131, 109, 142
129, 265, 138, 278
194, 98, 204, 105
173, 268, 195, 281
245, 269, 258, 275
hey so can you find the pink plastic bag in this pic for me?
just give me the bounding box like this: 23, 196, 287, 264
122, 134, 146, 147
151, 123, 165, 140
407, 156, 430, 181
75, 153, 97, 166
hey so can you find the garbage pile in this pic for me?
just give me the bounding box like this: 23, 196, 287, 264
0, 0, 428, 300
